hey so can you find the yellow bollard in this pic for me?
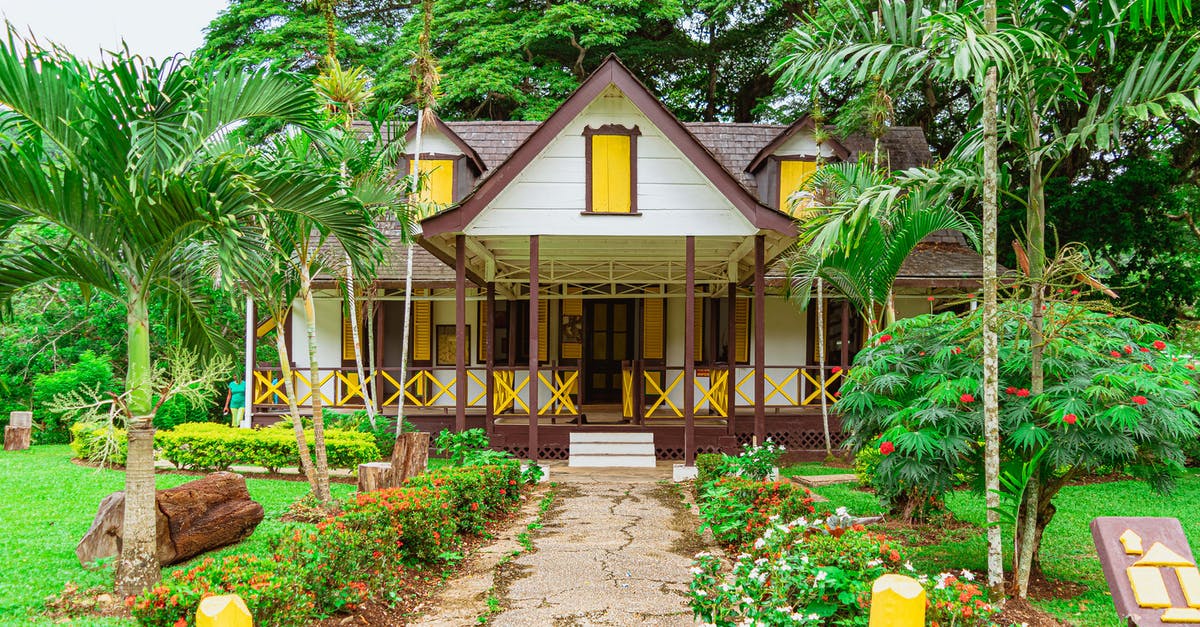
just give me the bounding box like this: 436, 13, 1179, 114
196, 594, 252, 627
868, 574, 926, 627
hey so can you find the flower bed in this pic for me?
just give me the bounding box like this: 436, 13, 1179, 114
130, 461, 522, 626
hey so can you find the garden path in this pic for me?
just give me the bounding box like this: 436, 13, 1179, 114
412, 464, 709, 626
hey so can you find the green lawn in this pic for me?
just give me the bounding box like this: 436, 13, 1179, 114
781, 461, 857, 477
810, 475, 1200, 626
0, 446, 353, 626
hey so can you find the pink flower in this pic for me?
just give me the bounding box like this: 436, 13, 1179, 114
1132, 395, 1149, 406
1153, 340, 1167, 350
1063, 413, 1077, 425
961, 393, 975, 403
880, 441, 895, 456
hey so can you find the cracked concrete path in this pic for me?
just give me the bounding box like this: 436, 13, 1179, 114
488, 467, 709, 626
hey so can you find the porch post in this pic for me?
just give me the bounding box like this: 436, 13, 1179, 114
374, 296, 384, 415
754, 234, 766, 444
455, 234, 467, 432
633, 298, 644, 426
840, 301, 851, 367
726, 282, 736, 436
684, 236, 696, 466
243, 295, 254, 428
528, 235, 540, 460
485, 282, 496, 436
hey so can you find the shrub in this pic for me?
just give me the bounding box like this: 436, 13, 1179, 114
926, 571, 998, 626
725, 439, 785, 480
696, 476, 815, 549
322, 409, 416, 459
132, 462, 522, 627
156, 423, 378, 472
696, 453, 726, 485
69, 423, 127, 466
154, 392, 218, 430
32, 351, 117, 443
853, 447, 880, 489
435, 428, 491, 465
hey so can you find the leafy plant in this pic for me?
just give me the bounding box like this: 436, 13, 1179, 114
31, 351, 117, 443
154, 423, 379, 472
435, 428, 492, 466
521, 461, 544, 485
696, 476, 816, 549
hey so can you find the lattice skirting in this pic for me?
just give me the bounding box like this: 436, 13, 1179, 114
736, 429, 847, 451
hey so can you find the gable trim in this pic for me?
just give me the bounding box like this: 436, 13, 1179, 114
421, 56, 797, 238
745, 116, 851, 174
404, 111, 487, 174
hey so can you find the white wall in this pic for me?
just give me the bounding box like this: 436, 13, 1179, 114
414, 126, 461, 156
466, 85, 756, 238
290, 298, 344, 402
773, 131, 840, 160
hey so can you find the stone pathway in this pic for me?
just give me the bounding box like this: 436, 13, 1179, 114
413, 464, 710, 626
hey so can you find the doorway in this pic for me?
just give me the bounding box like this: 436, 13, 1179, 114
583, 299, 634, 403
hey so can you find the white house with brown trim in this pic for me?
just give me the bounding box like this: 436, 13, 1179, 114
245, 56, 984, 463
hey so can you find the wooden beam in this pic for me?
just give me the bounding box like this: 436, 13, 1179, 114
485, 282, 495, 436
529, 235, 540, 461
754, 234, 766, 444
684, 236, 696, 466
464, 237, 499, 282
727, 236, 757, 282
455, 235, 467, 432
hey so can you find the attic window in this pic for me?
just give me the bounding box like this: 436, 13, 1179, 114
777, 158, 817, 217
411, 157, 455, 206
583, 124, 640, 214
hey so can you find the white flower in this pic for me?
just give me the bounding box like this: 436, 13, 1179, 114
695, 590, 707, 597
690, 566, 704, 575
815, 570, 828, 581
754, 537, 767, 550
867, 559, 883, 568
801, 555, 809, 564
835, 506, 849, 517
961, 569, 976, 581
755, 558, 768, 566
904, 561, 915, 572
808, 614, 821, 620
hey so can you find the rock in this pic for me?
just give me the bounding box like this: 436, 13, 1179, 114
76, 472, 264, 567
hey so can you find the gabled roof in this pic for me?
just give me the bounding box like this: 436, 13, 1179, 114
745, 116, 852, 173
420, 55, 798, 238
402, 111, 488, 174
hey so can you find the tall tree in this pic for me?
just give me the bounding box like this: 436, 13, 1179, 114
0, 32, 348, 594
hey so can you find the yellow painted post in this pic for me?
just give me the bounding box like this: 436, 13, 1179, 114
196, 594, 252, 627
868, 574, 925, 627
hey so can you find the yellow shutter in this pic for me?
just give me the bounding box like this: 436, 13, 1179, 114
412, 159, 455, 206
412, 290, 432, 362
642, 288, 664, 360
478, 300, 488, 363
591, 135, 632, 213
561, 287, 583, 360
779, 160, 817, 216
734, 298, 749, 363
538, 299, 549, 362
341, 301, 363, 362
693, 297, 705, 363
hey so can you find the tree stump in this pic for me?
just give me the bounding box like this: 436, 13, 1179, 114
391, 432, 430, 484
76, 472, 264, 567
5, 412, 31, 451
357, 461, 395, 493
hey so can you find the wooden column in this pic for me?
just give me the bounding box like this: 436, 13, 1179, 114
374, 296, 384, 415
684, 236, 696, 466
633, 298, 643, 426
840, 302, 851, 368
754, 234, 766, 445
726, 282, 737, 436
485, 282, 496, 436
528, 236, 540, 460
455, 234, 467, 432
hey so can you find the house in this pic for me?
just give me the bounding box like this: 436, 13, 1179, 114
243, 56, 984, 464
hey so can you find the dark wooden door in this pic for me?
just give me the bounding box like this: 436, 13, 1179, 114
584, 299, 633, 403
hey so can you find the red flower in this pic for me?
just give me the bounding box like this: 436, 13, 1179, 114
1124, 345, 1135, 354
1070, 289, 1080, 295
1016, 388, 1030, 398
880, 441, 895, 456
174, 619, 187, 627
1005, 386, 1017, 395
927, 296, 936, 302
1153, 340, 1167, 350
1111, 351, 1122, 358
372, 550, 382, 559
1140, 346, 1151, 353
967, 293, 976, 299
1189, 364, 1197, 371
1132, 395, 1149, 406
1063, 413, 1077, 425
1144, 364, 1155, 372
951, 347, 962, 355
831, 366, 842, 374
960, 393, 975, 403
880, 334, 893, 343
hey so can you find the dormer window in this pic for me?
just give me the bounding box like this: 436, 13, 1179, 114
411, 157, 455, 206
583, 124, 640, 214
777, 158, 817, 217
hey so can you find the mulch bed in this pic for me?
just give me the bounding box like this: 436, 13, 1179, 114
993, 596, 1069, 626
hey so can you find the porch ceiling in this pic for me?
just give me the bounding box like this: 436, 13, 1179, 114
419, 232, 793, 286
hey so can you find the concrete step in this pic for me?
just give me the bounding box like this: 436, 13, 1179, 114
569, 432, 653, 444
570, 442, 656, 456
568, 454, 658, 468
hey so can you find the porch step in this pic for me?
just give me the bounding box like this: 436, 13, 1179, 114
568, 432, 657, 468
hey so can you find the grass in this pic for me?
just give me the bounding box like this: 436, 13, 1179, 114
810, 474, 1200, 626
781, 461, 856, 477
0, 445, 353, 626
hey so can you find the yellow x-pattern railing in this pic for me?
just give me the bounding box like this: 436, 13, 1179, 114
696, 370, 728, 417
493, 371, 528, 413
644, 370, 684, 418
734, 367, 845, 407
621, 368, 634, 419
538, 370, 579, 415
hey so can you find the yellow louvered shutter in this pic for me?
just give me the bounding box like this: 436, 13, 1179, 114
693, 297, 705, 362
538, 300, 549, 362
734, 298, 749, 363
591, 135, 632, 213
642, 288, 664, 360
478, 299, 488, 363
561, 287, 582, 360
779, 160, 817, 216
412, 159, 454, 206
342, 301, 363, 361
412, 290, 432, 362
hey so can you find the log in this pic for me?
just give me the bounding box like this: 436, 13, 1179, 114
4, 426, 30, 451
357, 461, 395, 493
391, 432, 430, 484
76, 472, 264, 567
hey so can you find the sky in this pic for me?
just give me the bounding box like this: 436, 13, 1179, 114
0, 0, 228, 61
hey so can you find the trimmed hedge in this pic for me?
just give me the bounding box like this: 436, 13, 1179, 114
157, 424, 379, 472
69, 423, 378, 471
69, 423, 128, 466
132, 461, 523, 627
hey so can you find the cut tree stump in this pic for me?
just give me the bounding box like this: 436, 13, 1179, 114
4, 426, 30, 451
76, 471, 264, 567
357, 461, 395, 493
391, 432, 430, 484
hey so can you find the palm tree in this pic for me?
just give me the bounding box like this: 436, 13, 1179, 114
0, 33, 352, 594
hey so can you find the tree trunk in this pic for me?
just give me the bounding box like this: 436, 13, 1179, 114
1016, 474, 1039, 597
274, 319, 318, 488
345, 265, 376, 426
981, 53, 1006, 597
115, 295, 159, 596
817, 279, 832, 458
300, 279, 332, 506
397, 109, 426, 437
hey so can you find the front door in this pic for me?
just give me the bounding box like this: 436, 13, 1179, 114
584, 299, 633, 403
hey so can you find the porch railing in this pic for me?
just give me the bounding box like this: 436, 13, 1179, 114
622, 361, 844, 420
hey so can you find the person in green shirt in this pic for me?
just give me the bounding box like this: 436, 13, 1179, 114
223, 375, 246, 427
